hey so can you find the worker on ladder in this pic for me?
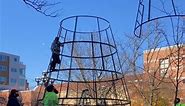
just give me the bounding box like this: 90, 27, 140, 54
50, 37, 63, 71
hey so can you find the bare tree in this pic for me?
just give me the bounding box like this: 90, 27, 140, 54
121, 20, 183, 106
122, 16, 185, 106
126, 0, 185, 105
161, 16, 185, 106
23, 0, 61, 17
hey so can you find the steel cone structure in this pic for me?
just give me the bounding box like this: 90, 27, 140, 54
36, 15, 131, 106
133, 0, 185, 105
134, 0, 185, 38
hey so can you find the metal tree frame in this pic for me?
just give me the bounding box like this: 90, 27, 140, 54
133, 0, 185, 105
134, 0, 185, 37
36, 15, 131, 106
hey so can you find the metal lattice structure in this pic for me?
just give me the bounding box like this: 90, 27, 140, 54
36, 15, 131, 106
133, 0, 185, 105
134, 0, 185, 37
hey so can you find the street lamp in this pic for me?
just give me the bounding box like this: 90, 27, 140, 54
35, 77, 41, 86
35, 71, 49, 86
50, 78, 55, 84
42, 72, 48, 82
41, 72, 49, 87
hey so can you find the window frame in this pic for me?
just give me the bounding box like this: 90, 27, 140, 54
159, 58, 170, 77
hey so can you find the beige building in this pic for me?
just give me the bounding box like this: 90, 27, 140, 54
0, 52, 27, 90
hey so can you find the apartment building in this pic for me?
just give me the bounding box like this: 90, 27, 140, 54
0, 52, 27, 90
143, 44, 185, 103
144, 44, 185, 80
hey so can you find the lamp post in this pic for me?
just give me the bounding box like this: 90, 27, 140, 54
35, 77, 41, 86
50, 78, 55, 84
35, 71, 49, 86
42, 72, 48, 87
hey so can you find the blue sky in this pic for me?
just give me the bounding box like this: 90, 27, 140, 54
0, 0, 138, 88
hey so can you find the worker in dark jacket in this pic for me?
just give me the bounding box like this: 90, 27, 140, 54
50, 37, 62, 71
7, 89, 21, 106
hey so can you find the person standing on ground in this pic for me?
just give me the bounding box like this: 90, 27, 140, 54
43, 84, 59, 106
7, 89, 21, 106
175, 98, 185, 106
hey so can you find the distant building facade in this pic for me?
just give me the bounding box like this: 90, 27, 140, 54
144, 44, 185, 81
143, 44, 185, 104
0, 52, 27, 90
124, 44, 185, 106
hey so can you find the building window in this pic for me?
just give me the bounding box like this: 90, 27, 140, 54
0, 76, 8, 84
19, 79, 25, 86
10, 78, 17, 85
19, 68, 25, 76
14, 58, 17, 62
0, 55, 8, 62
183, 79, 185, 84
0, 65, 8, 72
11, 68, 17, 72
160, 58, 169, 77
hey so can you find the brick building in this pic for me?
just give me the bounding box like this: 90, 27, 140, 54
126, 44, 185, 106
126, 45, 185, 106
0, 52, 28, 90
144, 44, 185, 79
143, 44, 185, 103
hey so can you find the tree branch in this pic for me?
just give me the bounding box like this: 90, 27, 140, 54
23, 0, 61, 17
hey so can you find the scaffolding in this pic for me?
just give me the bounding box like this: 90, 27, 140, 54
36, 15, 131, 106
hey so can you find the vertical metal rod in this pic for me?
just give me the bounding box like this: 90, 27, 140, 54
97, 18, 105, 70
109, 27, 131, 101
42, 70, 52, 101
57, 29, 67, 79
91, 32, 98, 102
66, 16, 78, 98
57, 22, 62, 37
140, 2, 144, 37
148, 0, 151, 20
134, 0, 141, 31
105, 29, 118, 100
134, 0, 144, 37
59, 81, 63, 104
121, 76, 130, 101
36, 83, 45, 105
171, 0, 177, 15
97, 17, 106, 105
76, 82, 79, 104
97, 18, 106, 71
